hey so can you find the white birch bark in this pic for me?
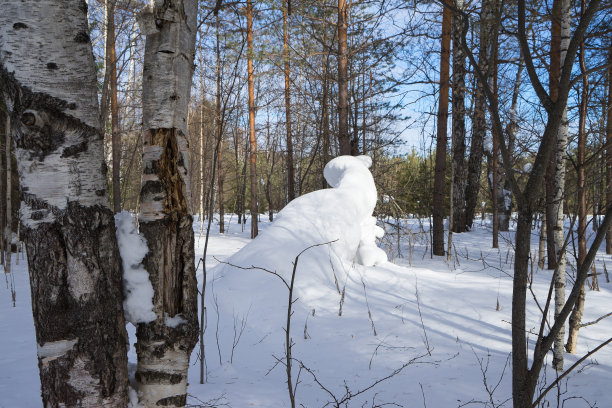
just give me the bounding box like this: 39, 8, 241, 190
136, 1, 199, 406
0, 0, 129, 405
552, 0, 570, 372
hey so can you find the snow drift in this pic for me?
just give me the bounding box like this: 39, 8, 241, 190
208, 155, 386, 362
224, 154, 386, 275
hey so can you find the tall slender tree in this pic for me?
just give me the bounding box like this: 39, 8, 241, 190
433, 0, 452, 256
566, 0, 588, 353
107, 0, 121, 213
247, 0, 259, 238
552, 0, 570, 372
451, 0, 467, 233
284, 0, 296, 201
337, 0, 351, 155
465, 0, 494, 230
606, 40, 612, 254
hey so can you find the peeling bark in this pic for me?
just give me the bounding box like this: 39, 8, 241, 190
137, 1, 199, 406
0, 1, 129, 405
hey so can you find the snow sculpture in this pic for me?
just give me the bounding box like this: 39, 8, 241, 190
226, 154, 386, 279
323, 155, 387, 266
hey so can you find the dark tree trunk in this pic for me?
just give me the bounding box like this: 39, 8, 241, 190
465, 0, 493, 230
109, 0, 121, 214
433, 1, 452, 256
606, 41, 612, 254
216, 12, 225, 234
284, 1, 296, 201
451, 0, 467, 233
337, 0, 350, 155
545, 0, 562, 270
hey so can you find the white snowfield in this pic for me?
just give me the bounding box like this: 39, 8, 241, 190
1, 156, 611, 407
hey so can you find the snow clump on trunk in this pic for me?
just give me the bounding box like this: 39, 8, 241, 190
115, 211, 156, 324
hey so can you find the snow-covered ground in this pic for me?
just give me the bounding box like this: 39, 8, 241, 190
1, 153, 611, 408
1, 213, 610, 407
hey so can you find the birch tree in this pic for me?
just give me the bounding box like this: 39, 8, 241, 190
551, 0, 570, 372
136, 1, 199, 406
0, 0, 129, 405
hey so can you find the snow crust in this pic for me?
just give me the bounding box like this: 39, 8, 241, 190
115, 212, 156, 324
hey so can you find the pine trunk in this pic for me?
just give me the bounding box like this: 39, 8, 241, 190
606, 41, 612, 254
0, 1, 129, 405
284, 2, 296, 201
215, 13, 225, 234
199, 37, 206, 232
137, 1, 199, 406
5, 114, 11, 275
247, 0, 259, 238
337, 0, 350, 155
451, 0, 467, 233
491, 28, 499, 249
433, 1, 451, 256
546, 0, 562, 271
465, 0, 493, 230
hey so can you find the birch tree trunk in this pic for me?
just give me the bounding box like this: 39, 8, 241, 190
451, 0, 467, 233
566, 0, 588, 354
247, 0, 259, 239
538, 211, 546, 268
552, 0, 570, 372
136, 1, 199, 406
432, 0, 451, 256
0, 1, 129, 405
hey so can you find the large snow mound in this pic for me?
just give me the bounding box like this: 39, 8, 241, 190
208, 155, 387, 365
223, 155, 386, 276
